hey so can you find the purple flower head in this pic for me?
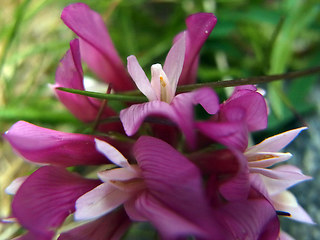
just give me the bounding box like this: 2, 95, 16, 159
53, 4, 217, 127
75, 136, 233, 239
120, 34, 219, 148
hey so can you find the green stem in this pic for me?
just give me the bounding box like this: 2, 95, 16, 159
177, 65, 320, 92
55, 87, 147, 102
56, 65, 320, 101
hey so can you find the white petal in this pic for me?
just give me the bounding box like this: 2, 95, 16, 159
246, 127, 307, 153
98, 167, 142, 182
95, 139, 130, 168
271, 191, 315, 224
163, 32, 186, 93
151, 64, 173, 103
246, 152, 292, 168
127, 55, 157, 101
5, 176, 28, 195
260, 165, 311, 195
75, 183, 132, 221
249, 166, 311, 180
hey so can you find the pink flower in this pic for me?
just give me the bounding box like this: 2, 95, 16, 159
246, 127, 314, 224
54, 3, 217, 127
120, 34, 219, 148
3, 121, 134, 239
75, 136, 230, 239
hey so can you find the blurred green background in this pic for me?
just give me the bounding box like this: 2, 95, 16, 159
0, 0, 319, 239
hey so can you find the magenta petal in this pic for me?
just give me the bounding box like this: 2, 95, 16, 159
124, 197, 148, 221
54, 39, 115, 122
221, 90, 268, 132
190, 87, 220, 114
12, 166, 100, 236
134, 136, 227, 237
134, 192, 209, 238
216, 188, 280, 240
61, 3, 133, 91
171, 87, 219, 148
59, 209, 131, 240
4, 121, 108, 166
120, 101, 178, 136
218, 149, 250, 201
195, 149, 250, 201
196, 120, 249, 151
177, 13, 217, 85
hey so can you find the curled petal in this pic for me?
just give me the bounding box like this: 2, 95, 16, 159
171, 87, 219, 148
120, 101, 178, 136
246, 127, 308, 154
61, 3, 133, 91
4, 121, 108, 166
190, 87, 220, 114
12, 166, 100, 236
221, 90, 268, 132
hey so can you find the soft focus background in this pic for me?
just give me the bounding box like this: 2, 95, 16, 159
0, 0, 319, 239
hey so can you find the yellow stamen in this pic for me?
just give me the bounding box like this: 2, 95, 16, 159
160, 76, 166, 87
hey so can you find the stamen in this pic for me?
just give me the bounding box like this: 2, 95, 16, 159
276, 211, 291, 217
160, 76, 166, 87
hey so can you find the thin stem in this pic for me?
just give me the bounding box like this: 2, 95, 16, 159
55, 87, 147, 102
176, 65, 320, 92
56, 66, 320, 101
91, 85, 112, 131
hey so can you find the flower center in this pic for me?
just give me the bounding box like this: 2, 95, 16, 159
160, 76, 166, 87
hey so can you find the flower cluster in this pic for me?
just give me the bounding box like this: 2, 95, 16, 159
3, 3, 314, 240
